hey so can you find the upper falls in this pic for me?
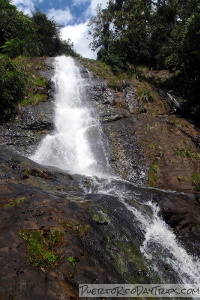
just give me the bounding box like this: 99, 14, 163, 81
30, 56, 112, 177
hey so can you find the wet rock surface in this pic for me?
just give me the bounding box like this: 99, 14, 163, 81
81, 59, 200, 193
0, 147, 199, 299
0, 57, 55, 157
0, 148, 125, 300
157, 193, 200, 256
87, 77, 148, 186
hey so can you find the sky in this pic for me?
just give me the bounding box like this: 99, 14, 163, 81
12, 0, 108, 59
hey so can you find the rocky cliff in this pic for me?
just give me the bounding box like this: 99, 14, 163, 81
0, 57, 199, 300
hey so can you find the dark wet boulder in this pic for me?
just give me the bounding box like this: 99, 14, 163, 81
155, 192, 200, 255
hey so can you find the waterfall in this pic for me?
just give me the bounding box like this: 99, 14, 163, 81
167, 92, 185, 115
30, 56, 199, 291
30, 56, 112, 177
92, 178, 200, 286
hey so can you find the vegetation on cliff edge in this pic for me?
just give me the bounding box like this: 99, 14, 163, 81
88, 0, 200, 124
0, 0, 78, 122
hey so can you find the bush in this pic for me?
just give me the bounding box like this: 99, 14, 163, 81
191, 173, 200, 191
0, 54, 26, 122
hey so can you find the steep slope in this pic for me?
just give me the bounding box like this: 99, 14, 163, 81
81, 59, 200, 192
0, 56, 199, 299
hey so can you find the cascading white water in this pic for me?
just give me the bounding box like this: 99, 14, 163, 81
30, 56, 112, 177
92, 178, 200, 287
30, 55, 199, 291
140, 202, 200, 283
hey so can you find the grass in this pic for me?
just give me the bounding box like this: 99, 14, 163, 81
79, 57, 160, 113
21, 93, 47, 106
93, 213, 110, 224
145, 123, 155, 130
191, 173, 200, 191
175, 149, 199, 160
79, 58, 128, 91
135, 87, 156, 103
23, 168, 54, 180
177, 175, 184, 182
14, 56, 48, 106
19, 227, 64, 267
67, 256, 77, 266
49, 227, 64, 246
61, 218, 90, 236
147, 142, 160, 150
148, 160, 159, 187
4, 196, 26, 208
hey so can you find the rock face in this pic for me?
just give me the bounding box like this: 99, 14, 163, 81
0, 57, 55, 157
0, 148, 199, 299
0, 149, 125, 300
85, 76, 148, 186
0, 57, 199, 299
158, 193, 200, 256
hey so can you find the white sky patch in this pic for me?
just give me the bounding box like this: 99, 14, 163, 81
72, 0, 89, 6
46, 7, 73, 25
60, 0, 108, 59
12, 0, 109, 59
61, 22, 97, 59
12, 0, 36, 15
86, 0, 108, 17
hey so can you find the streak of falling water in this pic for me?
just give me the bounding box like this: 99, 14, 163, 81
30, 56, 112, 177
90, 177, 200, 287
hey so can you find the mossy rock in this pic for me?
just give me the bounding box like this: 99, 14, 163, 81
3, 196, 27, 208
19, 227, 64, 267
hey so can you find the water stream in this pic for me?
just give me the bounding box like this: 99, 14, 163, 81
30, 56, 112, 177
30, 56, 199, 292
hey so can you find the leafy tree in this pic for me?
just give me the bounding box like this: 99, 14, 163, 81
0, 2, 40, 56
89, 0, 152, 70
89, 0, 200, 122
32, 10, 58, 56
0, 37, 25, 57
89, 0, 199, 70
0, 54, 26, 121
0, 2, 78, 57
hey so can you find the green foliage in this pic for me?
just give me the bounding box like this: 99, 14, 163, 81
89, 0, 200, 116
136, 89, 155, 103
0, 6, 39, 56
191, 173, 200, 191
0, 0, 16, 10
67, 256, 77, 266
4, 196, 26, 208
0, 1, 77, 123
14, 56, 48, 106
0, 37, 25, 57
79, 58, 128, 90
177, 175, 184, 182
49, 227, 64, 246
19, 227, 64, 267
0, 54, 26, 121
89, 0, 152, 68
31, 10, 58, 57
148, 160, 159, 187
175, 149, 199, 160
61, 218, 91, 236
93, 213, 110, 224
0, 2, 77, 58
